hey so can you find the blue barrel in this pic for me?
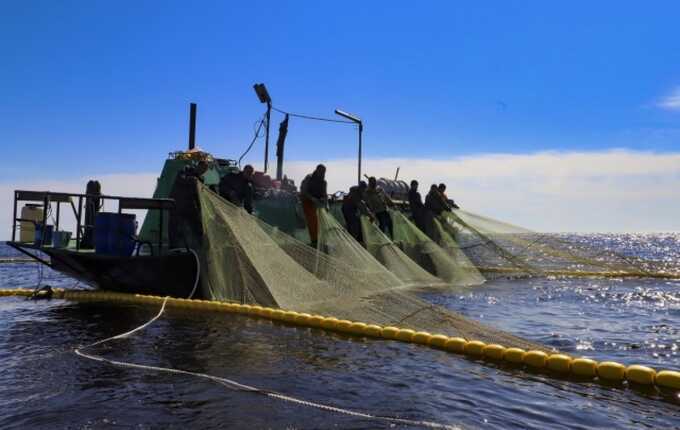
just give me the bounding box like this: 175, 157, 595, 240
95, 213, 137, 256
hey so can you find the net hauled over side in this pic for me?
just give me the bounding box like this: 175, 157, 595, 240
197, 184, 550, 352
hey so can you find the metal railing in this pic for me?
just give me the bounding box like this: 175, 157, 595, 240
11, 190, 175, 254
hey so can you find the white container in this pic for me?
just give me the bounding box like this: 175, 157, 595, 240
20, 205, 44, 243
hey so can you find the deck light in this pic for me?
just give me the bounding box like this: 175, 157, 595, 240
253, 83, 271, 104
253, 83, 272, 172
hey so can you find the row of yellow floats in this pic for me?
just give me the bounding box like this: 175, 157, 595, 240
3, 288, 679, 391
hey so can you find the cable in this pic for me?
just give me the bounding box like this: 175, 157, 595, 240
238, 115, 266, 167
162, 248, 201, 299
272, 107, 356, 124
237, 106, 355, 169
33, 261, 44, 295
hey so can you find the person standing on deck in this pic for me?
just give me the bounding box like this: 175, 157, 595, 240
342, 181, 372, 243
300, 164, 328, 248
408, 180, 426, 230
219, 164, 254, 214
364, 176, 394, 238
409, 180, 436, 238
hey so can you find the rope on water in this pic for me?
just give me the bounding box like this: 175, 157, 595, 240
73, 255, 461, 429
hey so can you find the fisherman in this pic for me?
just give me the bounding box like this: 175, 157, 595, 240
425, 184, 448, 216
409, 180, 436, 238
408, 180, 426, 229
341, 181, 372, 243
300, 164, 328, 248
438, 183, 460, 209
364, 176, 394, 238
219, 164, 254, 213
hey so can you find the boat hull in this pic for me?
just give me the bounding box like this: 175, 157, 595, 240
7, 242, 200, 298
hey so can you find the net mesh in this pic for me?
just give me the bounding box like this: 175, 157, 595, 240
197, 183, 548, 351
390, 210, 486, 286
442, 210, 680, 279
359, 215, 447, 287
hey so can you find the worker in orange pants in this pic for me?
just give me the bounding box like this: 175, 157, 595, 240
300, 164, 327, 248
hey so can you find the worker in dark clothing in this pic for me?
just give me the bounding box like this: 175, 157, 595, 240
219, 164, 254, 213
342, 181, 372, 243
409, 180, 435, 238
408, 180, 424, 213
300, 164, 328, 248
425, 184, 448, 216
438, 183, 460, 209
364, 176, 394, 238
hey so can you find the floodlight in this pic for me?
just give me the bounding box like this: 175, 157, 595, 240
253, 83, 271, 104
334, 109, 361, 123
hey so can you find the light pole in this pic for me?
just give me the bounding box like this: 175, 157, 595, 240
334, 109, 363, 184
253, 83, 272, 172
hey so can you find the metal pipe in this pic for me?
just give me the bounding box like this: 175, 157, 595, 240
41, 195, 48, 247
11, 191, 17, 242
334, 109, 363, 185
358, 123, 363, 185
188, 103, 197, 150
76, 196, 82, 251
264, 101, 271, 172
275, 114, 289, 181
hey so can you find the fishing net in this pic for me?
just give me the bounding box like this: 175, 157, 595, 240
390, 210, 486, 286
197, 183, 548, 351
358, 215, 446, 287
328, 200, 346, 225
442, 210, 680, 279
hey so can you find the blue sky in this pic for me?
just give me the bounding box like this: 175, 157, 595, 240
2, 1, 680, 232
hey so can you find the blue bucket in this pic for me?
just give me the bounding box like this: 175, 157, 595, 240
35, 224, 54, 246
95, 213, 137, 256
52, 230, 72, 249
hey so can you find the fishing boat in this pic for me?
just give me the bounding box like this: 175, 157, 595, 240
7, 190, 200, 297
5, 101, 312, 297
11, 92, 657, 299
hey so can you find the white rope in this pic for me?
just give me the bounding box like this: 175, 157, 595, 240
73, 252, 461, 429
186, 248, 200, 299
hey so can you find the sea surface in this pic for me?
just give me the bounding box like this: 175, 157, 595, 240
1, 236, 679, 430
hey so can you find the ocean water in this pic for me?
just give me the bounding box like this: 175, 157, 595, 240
1, 236, 679, 429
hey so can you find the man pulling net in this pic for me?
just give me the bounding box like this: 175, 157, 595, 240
300, 164, 328, 248
219, 164, 254, 214
341, 180, 372, 244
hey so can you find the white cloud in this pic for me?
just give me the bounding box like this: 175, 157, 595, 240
2, 150, 679, 238
657, 87, 680, 111
282, 150, 680, 232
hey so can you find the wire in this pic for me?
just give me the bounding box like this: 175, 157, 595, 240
238, 115, 266, 167
272, 107, 356, 124
237, 106, 355, 168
